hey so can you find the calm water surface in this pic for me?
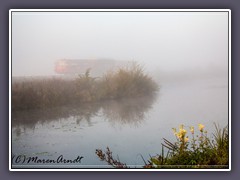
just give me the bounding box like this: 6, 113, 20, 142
12, 76, 228, 168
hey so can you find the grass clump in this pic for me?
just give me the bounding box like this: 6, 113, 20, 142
99, 63, 159, 99
12, 78, 76, 110
74, 68, 99, 102
96, 123, 229, 169
12, 63, 159, 111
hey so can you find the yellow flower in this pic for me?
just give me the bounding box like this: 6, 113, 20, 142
176, 128, 187, 141
190, 126, 194, 134
179, 128, 187, 136
184, 137, 189, 143
176, 133, 182, 139
179, 124, 184, 130
198, 124, 204, 132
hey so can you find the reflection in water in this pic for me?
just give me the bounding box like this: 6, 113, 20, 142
12, 94, 158, 137
102, 95, 156, 127
11, 77, 228, 168
12, 102, 101, 135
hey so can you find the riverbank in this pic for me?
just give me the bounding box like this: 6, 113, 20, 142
96, 123, 229, 169
12, 63, 159, 111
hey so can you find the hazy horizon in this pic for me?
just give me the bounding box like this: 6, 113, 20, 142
11, 11, 229, 77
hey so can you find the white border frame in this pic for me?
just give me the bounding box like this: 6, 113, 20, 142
9, 9, 231, 171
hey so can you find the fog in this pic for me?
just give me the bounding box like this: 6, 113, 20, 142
11, 11, 229, 168
11, 11, 228, 77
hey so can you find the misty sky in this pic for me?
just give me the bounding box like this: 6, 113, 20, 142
11, 11, 229, 76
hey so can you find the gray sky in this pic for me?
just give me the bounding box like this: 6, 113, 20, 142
11, 11, 229, 76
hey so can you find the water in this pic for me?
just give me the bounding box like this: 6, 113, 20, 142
11, 75, 228, 168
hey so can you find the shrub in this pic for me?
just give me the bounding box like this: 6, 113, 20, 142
99, 63, 159, 99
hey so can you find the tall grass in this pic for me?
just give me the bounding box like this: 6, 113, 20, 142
12, 78, 76, 110
96, 123, 229, 169
12, 63, 159, 111
99, 63, 159, 99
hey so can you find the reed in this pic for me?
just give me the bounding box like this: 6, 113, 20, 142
12, 63, 159, 111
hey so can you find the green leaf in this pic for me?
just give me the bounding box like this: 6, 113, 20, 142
150, 157, 161, 165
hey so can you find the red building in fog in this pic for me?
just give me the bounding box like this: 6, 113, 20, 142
55, 59, 127, 76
